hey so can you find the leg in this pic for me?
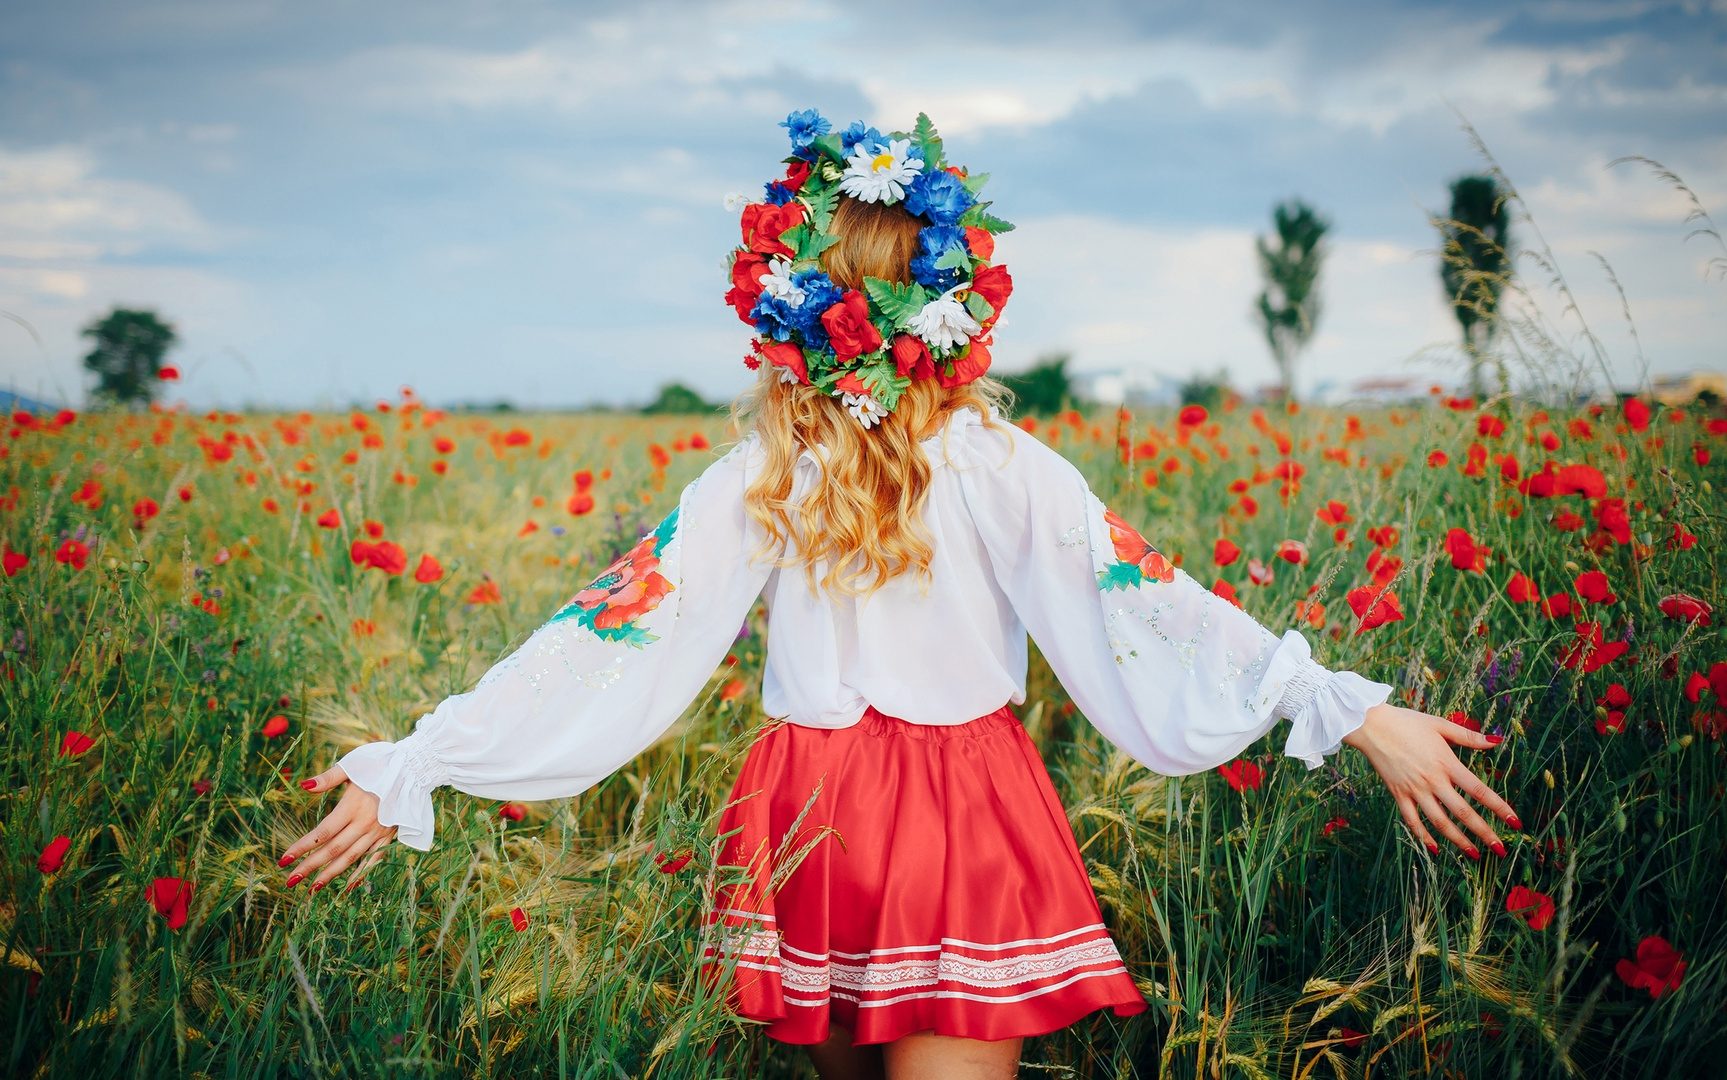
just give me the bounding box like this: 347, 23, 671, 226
804, 1023, 886, 1080
883, 1031, 1023, 1079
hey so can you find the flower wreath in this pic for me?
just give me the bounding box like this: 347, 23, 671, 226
724, 108, 1015, 428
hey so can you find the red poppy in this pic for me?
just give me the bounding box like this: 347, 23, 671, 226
1505, 885, 1555, 930
1621, 397, 1651, 432
1322, 816, 1349, 837
262, 715, 289, 738
498, 802, 527, 821
655, 848, 695, 873
1445, 527, 1487, 572
1560, 622, 1628, 673
1217, 759, 1264, 792
316, 508, 341, 529
149, 877, 193, 930
2, 546, 26, 576
1346, 586, 1404, 633
1103, 508, 1175, 583
1574, 571, 1617, 605
1506, 572, 1539, 604
509, 907, 529, 931
55, 539, 91, 570
349, 539, 407, 575
38, 835, 71, 874
719, 678, 747, 703
1213, 538, 1241, 566
1615, 934, 1685, 999
1275, 539, 1308, 565
467, 579, 502, 605
413, 554, 445, 584
1211, 579, 1241, 607
1247, 558, 1275, 586
1178, 404, 1208, 427
1316, 500, 1351, 525
1553, 464, 1606, 499
59, 730, 95, 756
1657, 593, 1712, 627
1366, 549, 1402, 588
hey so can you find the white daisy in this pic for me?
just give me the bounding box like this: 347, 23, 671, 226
759, 256, 804, 306
837, 137, 924, 204
907, 282, 982, 351
841, 391, 887, 428
776, 365, 803, 386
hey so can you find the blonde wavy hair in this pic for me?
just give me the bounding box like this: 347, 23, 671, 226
727, 195, 1015, 597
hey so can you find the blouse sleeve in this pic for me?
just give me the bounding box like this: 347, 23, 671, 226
954, 419, 1393, 776
336, 437, 773, 850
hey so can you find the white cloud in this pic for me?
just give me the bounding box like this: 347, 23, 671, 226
0, 142, 229, 258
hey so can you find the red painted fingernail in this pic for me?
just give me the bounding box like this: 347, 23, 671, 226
1490, 840, 1508, 857
300, 778, 318, 790
285, 873, 304, 887
278, 854, 293, 867
1485, 734, 1504, 745
1425, 841, 1439, 855
1508, 815, 1523, 830
1464, 846, 1481, 861
310, 880, 325, 892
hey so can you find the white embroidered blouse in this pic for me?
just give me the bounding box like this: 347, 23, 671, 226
340, 404, 1394, 850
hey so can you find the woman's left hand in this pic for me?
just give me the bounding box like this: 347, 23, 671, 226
278, 764, 399, 893
1342, 703, 1521, 860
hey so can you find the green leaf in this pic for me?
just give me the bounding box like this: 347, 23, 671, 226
959, 171, 990, 196
959, 205, 1016, 233
911, 112, 943, 170
964, 292, 994, 325
796, 228, 841, 262
863, 277, 929, 328
803, 182, 838, 234
1097, 561, 1145, 592
933, 246, 972, 272
856, 360, 911, 411
809, 133, 846, 164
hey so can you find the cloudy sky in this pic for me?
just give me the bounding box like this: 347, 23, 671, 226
2, 0, 1723, 410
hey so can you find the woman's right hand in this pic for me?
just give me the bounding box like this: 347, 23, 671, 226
1342, 703, 1521, 860
279, 764, 399, 893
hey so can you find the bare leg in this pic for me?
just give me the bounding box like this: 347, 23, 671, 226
883, 1031, 1023, 1079
805, 1024, 886, 1080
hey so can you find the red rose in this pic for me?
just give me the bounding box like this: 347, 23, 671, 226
783, 159, 811, 194
938, 336, 992, 388
740, 201, 804, 257
890, 333, 934, 380
964, 226, 995, 260
725, 251, 769, 321
969, 264, 1012, 327
819, 289, 883, 363
759, 340, 807, 384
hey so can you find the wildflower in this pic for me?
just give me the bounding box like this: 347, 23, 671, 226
1615, 935, 1686, 999
1346, 586, 1404, 633
149, 877, 194, 930
413, 554, 445, 584
1657, 593, 1712, 627
38, 836, 71, 874
1505, 885, 1555, 930
1217, 759, 1263, 792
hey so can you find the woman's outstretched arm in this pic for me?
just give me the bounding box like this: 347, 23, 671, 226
278, 436, 774, 892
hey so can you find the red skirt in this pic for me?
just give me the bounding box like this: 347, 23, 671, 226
698, 702, 1148, 1046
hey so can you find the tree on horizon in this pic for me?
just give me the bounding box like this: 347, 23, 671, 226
1252, 199, 1329, 402
81, 308, 178, 409
1437, 174, 1514, 399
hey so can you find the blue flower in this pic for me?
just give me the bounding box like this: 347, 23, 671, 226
763, 180, 795, 205
910, 225, 969, 291
749, 267, 841, 348
904, 169, 975, 226
780, 109, 831, 158
840, 121, 886, 156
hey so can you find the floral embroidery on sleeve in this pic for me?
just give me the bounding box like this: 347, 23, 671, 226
546, 507, 680, 645
1098, 505, 1176, 591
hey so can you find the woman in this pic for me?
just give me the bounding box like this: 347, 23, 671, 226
278, 111, 1518, 1079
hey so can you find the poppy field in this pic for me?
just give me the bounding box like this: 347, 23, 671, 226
2, 378, 1724, 1078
